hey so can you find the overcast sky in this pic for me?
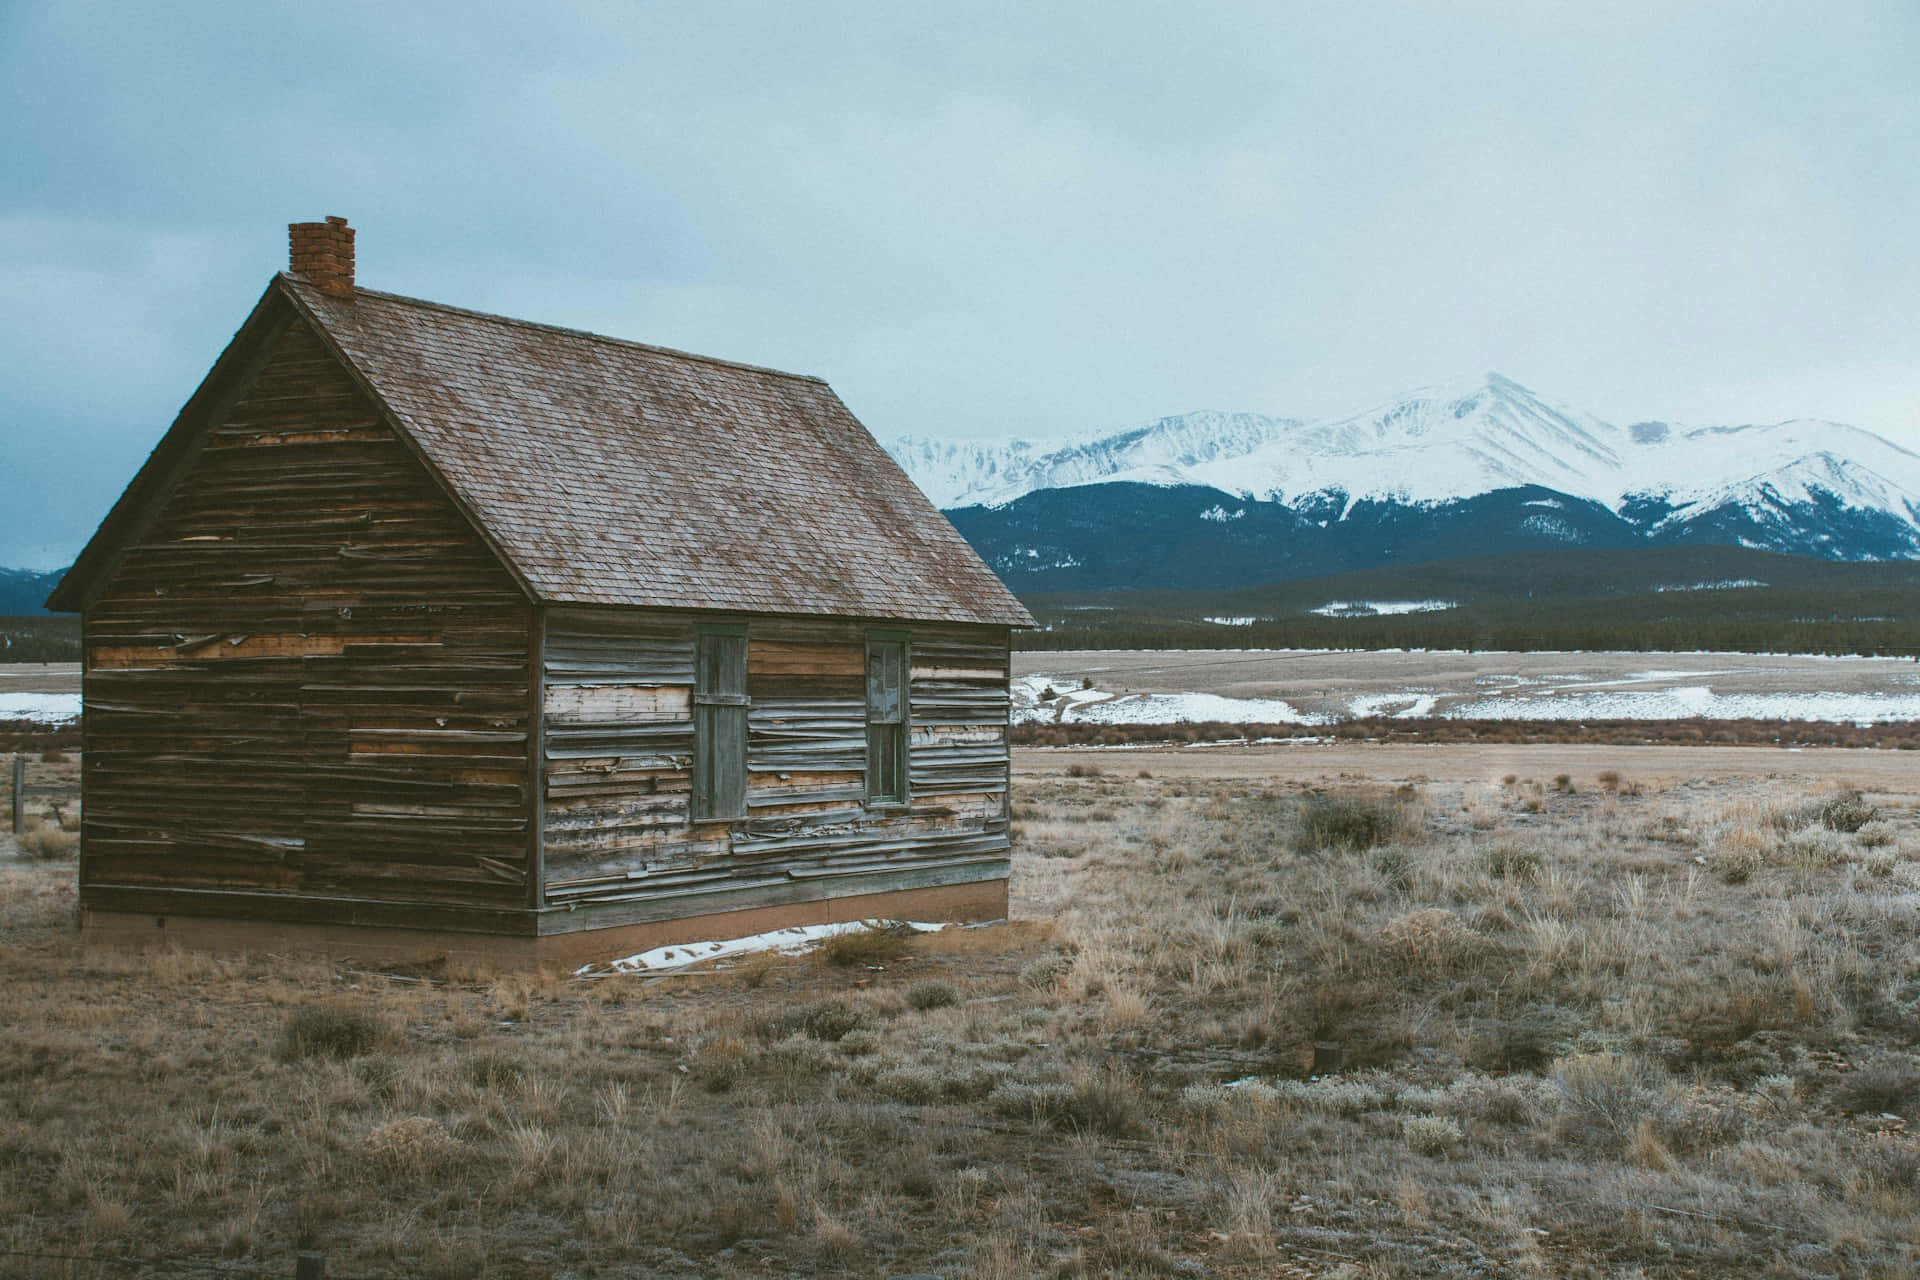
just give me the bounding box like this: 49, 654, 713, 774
4, 1, 1918, 569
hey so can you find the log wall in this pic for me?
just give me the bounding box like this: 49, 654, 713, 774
541, 607, 1011, 910
81, 319, 534, 910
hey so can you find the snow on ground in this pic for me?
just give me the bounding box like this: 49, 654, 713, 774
1063, 691, 1323, 725
1445, 688, 1920, 724
1346, 693, 1440, 719
1309, 600, 1457, 617
1203, 616, 1261, 626
1016, 674, 1322, 725
1653, 579, 1768, 592
1016, 660, 1920, 727
579, 919, 951, 976
0, 693, 80, 724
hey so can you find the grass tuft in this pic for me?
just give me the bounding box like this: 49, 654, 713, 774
1292, 787, 1416, 854
816, 923, 911, 967
1818, 789, 1879, 833
18, 818, 78, 860
905, 979, 960, 1011
277, 1003, 384, 1061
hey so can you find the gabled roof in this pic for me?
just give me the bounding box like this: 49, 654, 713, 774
52, 275, 1033, 628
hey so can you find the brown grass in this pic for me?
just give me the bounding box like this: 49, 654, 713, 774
3, 761, 1919, 1275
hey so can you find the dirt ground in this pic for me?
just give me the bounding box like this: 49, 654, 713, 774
5, 743, 1920, 1275
0, 660, 79, 693
1016, 647, 1920, 719
1019, 739, 1920, 793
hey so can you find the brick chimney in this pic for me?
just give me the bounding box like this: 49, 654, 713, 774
288, 216, 355, 298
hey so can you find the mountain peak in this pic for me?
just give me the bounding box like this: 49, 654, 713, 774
888, 377, 1920, 564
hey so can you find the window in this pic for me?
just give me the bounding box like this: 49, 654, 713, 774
693, 625, 748, 820
866, 632, 908, 805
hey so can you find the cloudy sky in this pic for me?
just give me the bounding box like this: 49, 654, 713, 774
4, 1, 1918, 569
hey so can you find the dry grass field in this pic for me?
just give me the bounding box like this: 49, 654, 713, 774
4, 749, 1920, 1277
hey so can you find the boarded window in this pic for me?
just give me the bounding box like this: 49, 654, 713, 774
693, 626, 748, 820
866, 633, 908, 804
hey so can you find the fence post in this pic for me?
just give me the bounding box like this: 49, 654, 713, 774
295, 1251, 325, 1279
9, 755, 22, 835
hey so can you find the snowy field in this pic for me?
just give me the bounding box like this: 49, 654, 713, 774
0, 692, 82, 723
1015, 649, 1920, 726
10, 654, 1920, 729
0, 663, 80, 723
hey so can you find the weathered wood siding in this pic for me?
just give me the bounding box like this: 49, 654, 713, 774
542, 608, 1010, 907
82, 319, 534, 908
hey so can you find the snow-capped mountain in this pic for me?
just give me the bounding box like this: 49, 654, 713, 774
889, 374, 1920, 590
891, 409, 1305, 509
0, 566, 67, 615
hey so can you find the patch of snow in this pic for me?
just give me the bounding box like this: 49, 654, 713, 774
1309, 600, 1457, 617
580, 919, 951, 976
1198, 504, 1246, 522
1001, 548, 1083, 571
1651, 579, 1768, 592
1202, 616, 1260, 626
1346, 693, 1439, 719
0, 693, 80, 724
1445, 688, 1920, 723
1060, 691, 1325, 725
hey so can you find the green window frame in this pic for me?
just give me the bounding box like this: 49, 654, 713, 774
866, 631, 909, 806
693, 624, 748, 821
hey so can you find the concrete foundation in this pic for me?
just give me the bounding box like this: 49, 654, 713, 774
81, 877, 1010, 973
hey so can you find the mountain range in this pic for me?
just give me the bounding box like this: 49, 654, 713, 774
888, 374, 1920, 591
0, 567, 66, 616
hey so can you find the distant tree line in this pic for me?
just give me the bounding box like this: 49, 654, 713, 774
1020, 585, 1920, 658
0, 616, 80, 662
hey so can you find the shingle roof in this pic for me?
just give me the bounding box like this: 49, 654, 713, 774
279, 275, 1031, 627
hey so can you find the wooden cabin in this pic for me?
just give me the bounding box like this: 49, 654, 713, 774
48, 217, 1032, 969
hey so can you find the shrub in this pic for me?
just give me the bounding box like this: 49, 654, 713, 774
817, 923, 910, 967
990, 1080, 1079, 1124
278, 1003, 384, 1061
1484, 840, 1542, 881
1065, 763, 1103, 778
759, 998, 872, 1043
1856, 820, 1897, 849
692, 1037, 751, 1093
1018, 953, 1074, 990
1402, 1113, 1463, 1156
1819, 790, 1878, 833
759, 1033, 838, 1083
1292, 788, 1415, 854
462, 1050, 525, 1088
18, 819, 77, 861
1596, 770, 1622, 792
362, 1116, 463, 1180
40, 748, 67, 764
1058, 1071, 1146, 1136
1269, 1077, 1389, 1116
1712, 827, 1770, 883
1380, 908, 1481, 974
1552, 1054, 1667, 1149
1835, 1065, 1920, 1116
906, 979, 960, 1011
1782, 827, 1849, 870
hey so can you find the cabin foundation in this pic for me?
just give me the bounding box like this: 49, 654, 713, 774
81, 876, 1008, 972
